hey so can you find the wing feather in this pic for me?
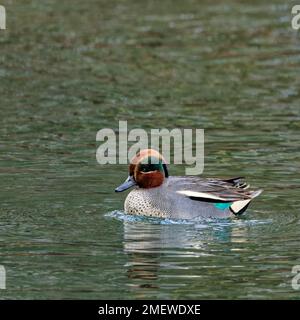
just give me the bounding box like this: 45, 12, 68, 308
172, 176, 255, 202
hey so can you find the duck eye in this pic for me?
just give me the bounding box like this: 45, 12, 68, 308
140, 162, 162, 172
141, 165, 148, 172
140, 164, 153, 172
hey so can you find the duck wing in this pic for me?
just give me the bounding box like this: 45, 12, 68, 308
170, 176, 260, 202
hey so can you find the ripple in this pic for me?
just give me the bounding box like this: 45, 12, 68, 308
105, 210, 273, 228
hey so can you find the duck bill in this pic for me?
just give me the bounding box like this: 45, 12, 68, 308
115, 176, 136, 192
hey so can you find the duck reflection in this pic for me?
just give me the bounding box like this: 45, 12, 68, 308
122, 218, 248, 295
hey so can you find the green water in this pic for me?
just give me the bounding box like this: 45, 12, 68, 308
0, 0, 300, 299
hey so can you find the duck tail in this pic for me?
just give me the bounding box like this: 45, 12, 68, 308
230, 189, 263, 215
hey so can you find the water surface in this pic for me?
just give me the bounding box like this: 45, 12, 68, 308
0, 0, 300, 299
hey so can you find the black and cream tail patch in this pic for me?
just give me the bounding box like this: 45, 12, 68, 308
230, 189, 263, 215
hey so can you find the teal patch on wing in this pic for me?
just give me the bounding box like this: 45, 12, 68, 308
214, 202, 232, 210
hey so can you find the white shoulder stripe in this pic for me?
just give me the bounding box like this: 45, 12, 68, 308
176, 190, 227, 201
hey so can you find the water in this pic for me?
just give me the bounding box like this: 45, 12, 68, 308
0, 0, 300, 299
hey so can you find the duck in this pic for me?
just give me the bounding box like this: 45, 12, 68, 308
115, 149, 262, 219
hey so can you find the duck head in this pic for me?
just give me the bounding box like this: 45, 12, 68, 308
115, 149, 169, 192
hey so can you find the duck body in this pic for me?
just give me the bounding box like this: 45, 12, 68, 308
125, 177, 231, 219
115, 149, 262, 220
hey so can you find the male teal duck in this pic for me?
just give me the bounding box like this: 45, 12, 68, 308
115, 149, 262, 219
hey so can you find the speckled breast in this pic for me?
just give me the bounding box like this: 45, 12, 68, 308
124, 187, 172, 218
